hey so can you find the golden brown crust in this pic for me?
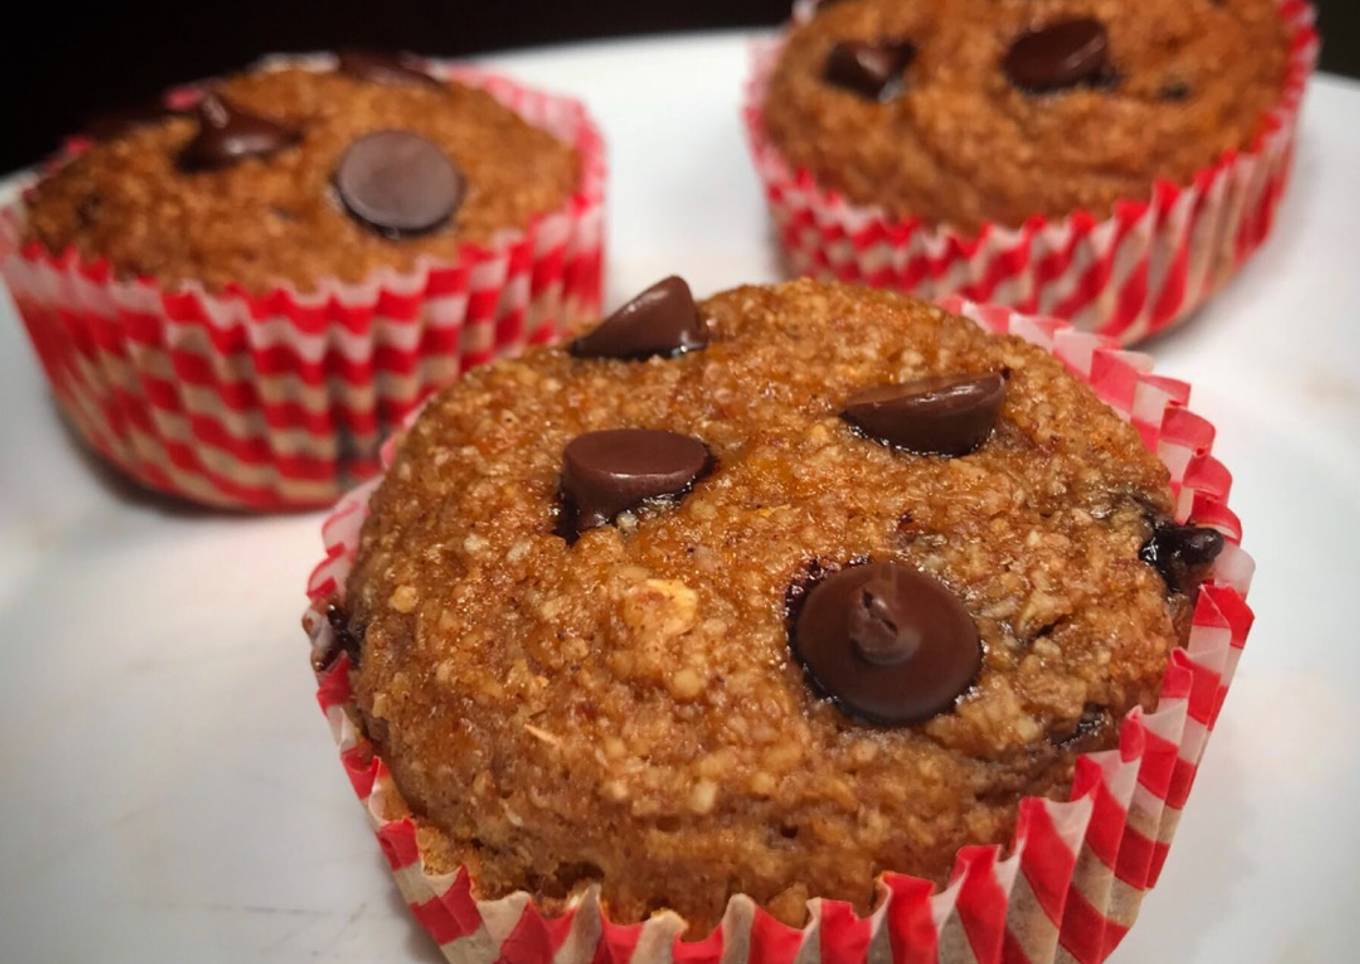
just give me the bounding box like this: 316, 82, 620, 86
343, 280, 1183, 932
22, 64, 580, 293
762, 0, 1289, 229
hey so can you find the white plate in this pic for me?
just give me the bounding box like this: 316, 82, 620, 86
1, 31, 1358, 963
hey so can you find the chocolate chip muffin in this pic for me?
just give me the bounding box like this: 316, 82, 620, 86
763, 0, 1291, 229
327, 278, 1222, 932
22, 52, 580, 292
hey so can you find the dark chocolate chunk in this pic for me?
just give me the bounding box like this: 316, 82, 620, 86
824, 40, 917, 101
1003, 19, 1110, 93
842, 373, 1005, 456
570, 277, 708, 360
315, 603, 362, 671
334, 130, 465, 237
791, 561, 981, 725
178, 94, 300, 172
1140, 522, 1224, 593
559, 429, 711, 538
336, 49, 443, 89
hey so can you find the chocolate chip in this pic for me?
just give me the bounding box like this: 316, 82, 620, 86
315, 603, 362, 671
1003, 19, 1111, 93
559, 429, 711, 539
824, 40, 917, 101
334, 130, 465, 237
336, 49, 443, 89
178, 94, 300, 172
842, 373, 1005, 456
570, 277, 708, 360
791, 562, 980, 725
1140, 522, 1224, 593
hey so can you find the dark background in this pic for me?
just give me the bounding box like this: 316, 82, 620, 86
3, 0, 1355, 172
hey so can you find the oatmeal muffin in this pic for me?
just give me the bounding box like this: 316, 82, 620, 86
23, 53, 580, 292
325, 277, 1224, 932
763, 0, 1291, 230
0, 52, 604, 509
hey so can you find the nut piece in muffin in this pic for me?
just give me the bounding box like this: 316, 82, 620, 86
328, 278, 1222, 933
23, 53, 580, 293
762, 0, 1290, 229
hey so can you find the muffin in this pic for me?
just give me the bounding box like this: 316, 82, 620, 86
0, 52, 605, 509
745, 0, 1318, 342
304, 279, 1253, 961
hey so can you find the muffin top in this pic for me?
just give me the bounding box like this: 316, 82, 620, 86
762, 0, 1290, 230
22, 55, 580, 293
332, 279, 1223, 932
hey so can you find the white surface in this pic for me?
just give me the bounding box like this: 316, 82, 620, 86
1, 31, 1359, 964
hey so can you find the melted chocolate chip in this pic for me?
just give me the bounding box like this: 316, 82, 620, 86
824, 40, 917, 101
178, 94, 300, 172
1051, 703, 1112, 749
559, 429, 711, 540
336, 49, 443, 89
792, 561, 981, 725
1140, 522, 1224, 593
315, 603, 362, 671
334, 130, 465, 237
570, 277, 708, 360
1003, 19, 1111, 93
842, 373, 1005, 456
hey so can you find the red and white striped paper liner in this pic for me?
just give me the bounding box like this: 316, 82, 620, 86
0, 57, 607, 510
744, 0, 1318, 345
302, 296, 1254, 963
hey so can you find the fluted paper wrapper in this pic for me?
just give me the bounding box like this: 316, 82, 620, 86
745, 0, 1318, 345
0, 58, 606, 510
302, 298, 1255, 963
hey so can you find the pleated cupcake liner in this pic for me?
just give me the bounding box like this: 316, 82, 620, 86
744, 0, 1318, 345
0, 55, 607, 510
302, 297, 1253, 963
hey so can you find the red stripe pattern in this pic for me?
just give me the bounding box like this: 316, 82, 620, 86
0, 60, 607, 510
302, 297, 1256, 963
744, 1, 1318, 346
